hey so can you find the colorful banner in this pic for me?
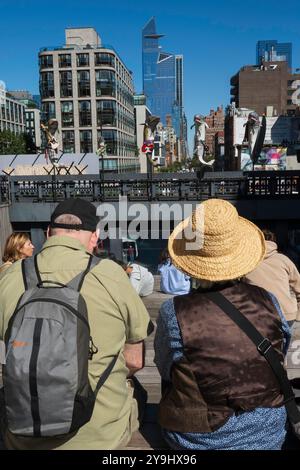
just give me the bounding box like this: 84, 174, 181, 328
241, 147, 287, 171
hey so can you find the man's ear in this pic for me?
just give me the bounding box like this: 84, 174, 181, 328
46, 226, 51, 239
88, 231, 99, 253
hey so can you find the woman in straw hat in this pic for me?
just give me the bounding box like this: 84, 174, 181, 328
154, 199, 290, 450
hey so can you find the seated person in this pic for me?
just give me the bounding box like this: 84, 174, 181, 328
154, 200, 290, 450
158, 248, 190, 295
117, 261, 154, 297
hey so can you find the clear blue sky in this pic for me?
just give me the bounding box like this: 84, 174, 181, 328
1, 0, 300, 144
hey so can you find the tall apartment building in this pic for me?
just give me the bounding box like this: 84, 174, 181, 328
142, 17, 187, 157
0, 92, 26, 134
9, 90, 41, 148
25, 108, 41, 148
230, 61, 300, 116
39, 27, 138, 172
256, 40, 292, 69
204, 106, 225, 156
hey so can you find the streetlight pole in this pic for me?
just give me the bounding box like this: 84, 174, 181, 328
96, 114, 105, 201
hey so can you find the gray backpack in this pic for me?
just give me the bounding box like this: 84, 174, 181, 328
3, 254, 117, 437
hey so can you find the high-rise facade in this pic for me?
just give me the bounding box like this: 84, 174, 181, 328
142, 17, 187, 157
256, 40, 292, 69
39, 27, 138, 173
0, 92, 26, 134
230, 61, 300, 116
8, 91, 42, 148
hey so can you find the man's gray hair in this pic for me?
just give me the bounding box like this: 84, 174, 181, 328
50, 214, 82, 234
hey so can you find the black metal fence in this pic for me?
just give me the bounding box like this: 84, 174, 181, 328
1, 171, 300, 204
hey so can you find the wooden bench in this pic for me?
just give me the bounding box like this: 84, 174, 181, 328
126, 275, 172, 449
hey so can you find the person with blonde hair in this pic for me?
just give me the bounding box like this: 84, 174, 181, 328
154, 199, 291, 450
0, 233, 34, 273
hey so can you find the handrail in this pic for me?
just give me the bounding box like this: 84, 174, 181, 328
3, 171, 300, 203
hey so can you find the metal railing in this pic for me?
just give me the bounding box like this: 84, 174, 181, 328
2, 171, 300, 203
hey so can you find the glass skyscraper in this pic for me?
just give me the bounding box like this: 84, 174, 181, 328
256, 40, 292, 68
142, 17, 184, 139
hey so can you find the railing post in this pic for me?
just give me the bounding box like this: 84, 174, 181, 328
10, 179, 16, 203
65, 181, 71, 199
268, 175, 277, 196
178, 180, 182, 200
151, 180, 156, 200
38, 182, 43, 201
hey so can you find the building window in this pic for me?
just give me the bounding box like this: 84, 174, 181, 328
59, 54, 72, 68
80, 130, 92, 152
62, 130, 75, 153
103, 159, 118, 170
95, 53, 115, 67
61, 101, 74, 127
95, 70, 116, 97
41, 102, 56, 122
77, 71, 90, 97
77, 54, 90, 67
96, 100, 116, 126
40, 71, 55, 98
60, 71, 73, 97
40, 55, 53, 68
99, 129, 117, 155
79, 100, 91, 126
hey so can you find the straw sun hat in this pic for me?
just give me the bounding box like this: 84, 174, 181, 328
168, 199, 265, 282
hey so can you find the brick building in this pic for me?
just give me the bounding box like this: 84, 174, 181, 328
230, 61, 300, 117
204, 106, 225, 155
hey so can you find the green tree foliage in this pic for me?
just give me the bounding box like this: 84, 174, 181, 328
158, 160, 184, 173
0, 130, 36, 155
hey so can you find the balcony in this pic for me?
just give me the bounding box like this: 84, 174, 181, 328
61, 112, 74, 127
95, 53, 115, 67
80, 140, 93, 153
78, 82, 90, 97
40, 84, 55, 99
77, 54, 90, 67
60, 82, 73, 98
96, 83, 115, 97
59, 55, 72, 68
39, 55, 53, 69
79, 112, 92, 126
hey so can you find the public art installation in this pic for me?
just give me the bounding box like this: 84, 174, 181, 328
190, 115, 214, 166
243, 112, 266, 164
141, 115, 160, 166
96, 136, 106, 157
41, 119, 59, 165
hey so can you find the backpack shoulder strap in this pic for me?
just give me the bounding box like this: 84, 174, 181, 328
21, 255, 42, 291
67, 255, 102, 292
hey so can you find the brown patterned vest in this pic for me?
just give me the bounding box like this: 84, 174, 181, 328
158, 282, 285, 433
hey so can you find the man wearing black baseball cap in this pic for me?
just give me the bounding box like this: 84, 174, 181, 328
49, 198, 99, 232
0, 198, 152, 450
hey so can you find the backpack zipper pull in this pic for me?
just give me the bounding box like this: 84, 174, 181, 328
89, 336, 98, 360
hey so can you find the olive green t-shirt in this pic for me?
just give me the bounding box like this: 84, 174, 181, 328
0, 236, 151, 449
